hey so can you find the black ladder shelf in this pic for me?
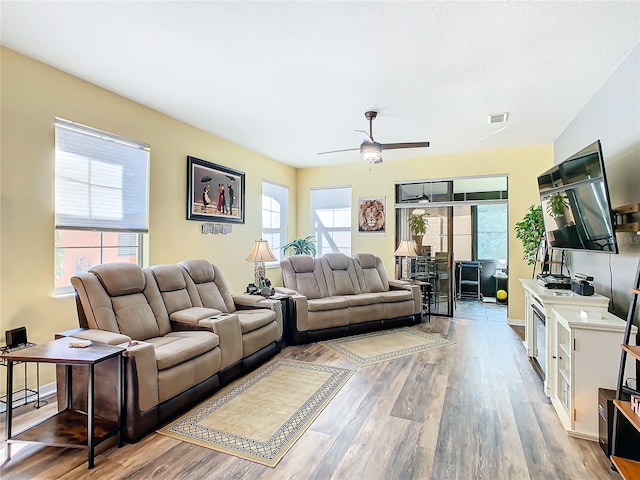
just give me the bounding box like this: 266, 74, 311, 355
611, 259, 640, 479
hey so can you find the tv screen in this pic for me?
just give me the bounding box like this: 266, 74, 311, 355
537, 140, 618, 253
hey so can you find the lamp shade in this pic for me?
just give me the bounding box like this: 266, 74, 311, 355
245, 240, 277, 263
394, 240, 419, 257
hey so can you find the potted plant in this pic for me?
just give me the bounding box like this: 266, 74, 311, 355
408, 214, 428, 248
282, 236, 316, 256
545, 193, 570, 228
515, 205, 545, 266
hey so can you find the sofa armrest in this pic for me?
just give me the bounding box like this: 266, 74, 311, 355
56, 328, 131, 346
388, 279, 410, 288
274, 286, 299, 296
232, 293, 268, 307
290, 295, 309, 332
198, 314, 242, 369
388, 281, 421, 315
119, 341, 159, 412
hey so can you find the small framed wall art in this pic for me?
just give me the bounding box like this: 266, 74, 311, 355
187, 156, 245, 223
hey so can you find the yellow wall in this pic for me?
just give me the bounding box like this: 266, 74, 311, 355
0, 47, 553, 394
296, 145, 553, 322
0, 48, 296, 390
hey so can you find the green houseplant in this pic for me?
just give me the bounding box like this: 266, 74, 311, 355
408, 214, 429, 251
409, 214, 428, 236
409, 214, 429, 251
282, 236, 316, 256
515, 205, 545, 266
546, 193, 569, 217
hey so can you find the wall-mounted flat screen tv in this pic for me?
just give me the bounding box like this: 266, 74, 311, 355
537, 140, 618, 253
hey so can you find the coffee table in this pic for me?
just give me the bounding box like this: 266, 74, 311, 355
2, 337, 125, 469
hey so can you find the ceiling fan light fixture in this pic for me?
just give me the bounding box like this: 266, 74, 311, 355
360, 143, 382, 164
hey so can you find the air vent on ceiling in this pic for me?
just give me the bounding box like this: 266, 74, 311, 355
488, 112, 509, 124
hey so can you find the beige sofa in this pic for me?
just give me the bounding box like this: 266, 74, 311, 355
279, 253, 421, 343
57, 259, 282, 441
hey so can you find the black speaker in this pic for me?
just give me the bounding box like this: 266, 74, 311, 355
599, 388, 640, 460
571, 280, 594, 296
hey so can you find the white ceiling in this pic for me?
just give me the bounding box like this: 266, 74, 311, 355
2, 1, 638, 168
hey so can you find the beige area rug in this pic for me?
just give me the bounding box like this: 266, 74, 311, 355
157, 359, 354, 467
320, 327, 455, 366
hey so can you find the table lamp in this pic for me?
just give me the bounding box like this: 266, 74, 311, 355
245, 239, 277, 288
394, 239, 418, 280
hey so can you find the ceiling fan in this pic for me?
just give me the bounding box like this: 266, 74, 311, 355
318, 111, 430, 165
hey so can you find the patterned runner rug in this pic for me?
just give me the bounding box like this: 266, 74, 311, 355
157, 359, 354, 467
320, 327, 454, 366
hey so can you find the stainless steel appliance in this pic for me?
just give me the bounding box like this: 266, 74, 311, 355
531, 299, 546, 380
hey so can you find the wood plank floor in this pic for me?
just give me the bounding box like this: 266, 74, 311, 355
1, 311, 618, 479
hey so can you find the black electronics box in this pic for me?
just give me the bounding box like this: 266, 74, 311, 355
598, 388, 640, 459
537, 274, 572, 290
571, 280, 594, 296
5, 326, 28, 348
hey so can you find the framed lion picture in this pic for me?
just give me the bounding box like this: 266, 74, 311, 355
358, 197, 386, 235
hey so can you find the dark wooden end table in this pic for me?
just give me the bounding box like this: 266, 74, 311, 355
2, 337, 125, 469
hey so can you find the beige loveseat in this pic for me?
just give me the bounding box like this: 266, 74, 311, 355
57, 259, 282, 441
279, 253, 421, 344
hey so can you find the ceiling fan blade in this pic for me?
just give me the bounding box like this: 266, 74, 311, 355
317, 147, 360, 155
380, 141, 430, 150
355, 130, 373, 144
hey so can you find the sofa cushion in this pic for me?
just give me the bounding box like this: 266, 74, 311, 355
151, 264, 187, 291
353, 254, 390, 294
323, 253, 350, 270
148, 265, 196, 315
281, 256, 328, 300
170, 307, 223, 325
91, 262, 146, 297
321, 253, 361, 297
236, 309, 276, 334
289, 255, 316, 273
379, 290, 413, 303
307, 296, 349, 311
148, 331, 219, 371
178, 260, 236, 313
346, 293, 382, 307
111, 294, 162, 340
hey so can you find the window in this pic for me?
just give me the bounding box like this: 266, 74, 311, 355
261, 181, 288, 265
54, 118, 150, 294
310, 187, 352, 257
476, 204, 508, 260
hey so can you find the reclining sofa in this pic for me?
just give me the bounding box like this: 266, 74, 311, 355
279, 253, 421, 344
57, 259, 282, 441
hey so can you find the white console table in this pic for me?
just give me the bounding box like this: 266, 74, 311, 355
519, 279, 610, 398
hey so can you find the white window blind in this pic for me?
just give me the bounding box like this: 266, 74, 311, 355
55, 118, 150, 232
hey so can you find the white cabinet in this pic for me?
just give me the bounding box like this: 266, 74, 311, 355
550, 308, 635, 440
520, 279, 609, 397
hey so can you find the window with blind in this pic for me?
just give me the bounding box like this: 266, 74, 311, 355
262, 180, 288, 265
54, 118, 150, 294
310, 186, 352, 257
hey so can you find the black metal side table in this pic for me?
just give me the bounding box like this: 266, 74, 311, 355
3, 338, 125, 469
0, 344, 41, 410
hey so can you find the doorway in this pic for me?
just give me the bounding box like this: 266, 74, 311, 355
395, 176, 509, 317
